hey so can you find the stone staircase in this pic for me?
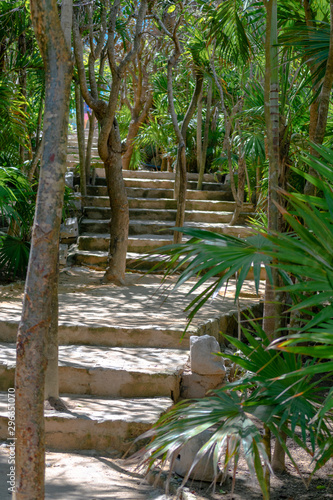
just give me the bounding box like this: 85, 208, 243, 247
0, 133, 261, 457
66, 130, 254, 271
0, 272, 262, 454
72, 170, 254, 271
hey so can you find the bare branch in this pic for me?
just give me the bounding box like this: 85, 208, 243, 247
73, 9, 105, 113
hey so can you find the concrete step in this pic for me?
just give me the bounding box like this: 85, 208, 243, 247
65, 160, 217, 182
83, 206, 252, 224
86, 185, 234, 201
103, 170, 216, 181
80, 218, 253, 237
0, 343, 188, 399
0, 319, 195, 350
72, 249, 267, 281
78, 234, 174, 252
0, 392, 173, 453
83, 195, 254, 213
73, 250, 170, 270
118, 178, 221, 191
0, 319, 195, 349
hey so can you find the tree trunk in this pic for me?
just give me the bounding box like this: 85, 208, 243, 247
44, 259, 59, 400
75, 83, 86, 195
85, 110, 96, 185
73, 0, 148, 283
264, 0, 287, 475
173, 70, 203, 243
196, 87, 203, 177
103, 118, 129, 284
18, 27, 28, 164
122, 86, 153, 170
122, 119, 141, 170
14, 0, 72, 497
230, 146, 246, 226
197, 80, 212, 190
304, 0, 333, 194
35, 97, 44, 150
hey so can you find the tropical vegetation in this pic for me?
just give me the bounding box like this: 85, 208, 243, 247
138, 145, 333, 498
2, 0, 333, 498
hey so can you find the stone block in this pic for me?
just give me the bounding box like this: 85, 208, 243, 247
73, 193, 82, 211
65, 171, 74, 188
190, 335, 225, 375
173, 429, 222, 482
59, 244, 68, 267
60, 217, 79, 239
180, 369, 225, 399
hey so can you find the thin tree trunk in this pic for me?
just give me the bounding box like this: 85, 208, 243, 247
263, 0, 280, 340
304, 0, 333, 194
103, 118, 129, 284
35, 97, 44, 149
27, 136, 44, 182
122, 73, 153, 170
197, 80, 212, 190
230, 145, 246, 226
264, 0, 286, 476
18, 26, 27, 164
210, 54, 243, 222
75, 83, 86, 195
15, 0, 73, 498
174, 71, 203, 242
122, 117, 144, 171
196, 86, 203, 178
85, 110, 95, 185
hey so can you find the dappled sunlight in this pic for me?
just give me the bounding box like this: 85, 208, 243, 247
0, 270, 263, 333
0, 342, 15, 367
47, 395, 173, 422
0, 303, 22, 323
0, 447, 167, 499
58, 345, 188, 373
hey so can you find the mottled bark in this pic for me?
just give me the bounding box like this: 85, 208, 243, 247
103, 119, 129, 284
15, 0, 72, 498
44, 259, 59, 400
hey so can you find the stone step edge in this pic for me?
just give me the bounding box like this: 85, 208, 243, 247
83, 207, 254, 217
73, 250, 267, 280
0, 320, 197, 347
0, 393, 173, 452
83, 196, 254, 208
80, 218, 250, 228
0, 343, 189, 375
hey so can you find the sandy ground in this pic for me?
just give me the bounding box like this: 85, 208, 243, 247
0, 445, 171, 499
